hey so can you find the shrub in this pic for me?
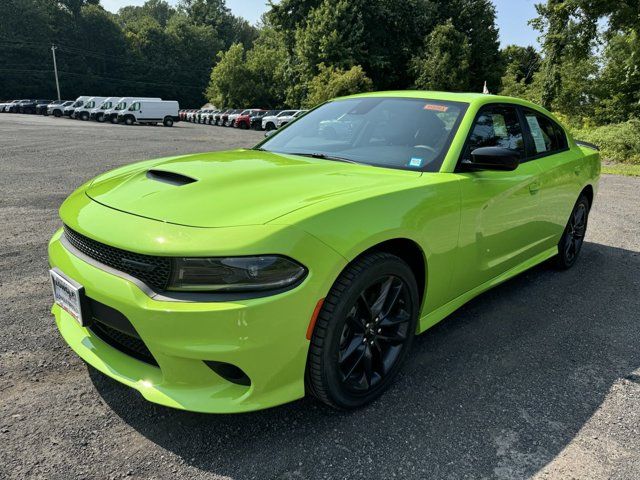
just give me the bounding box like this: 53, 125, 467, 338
571, 119, 640, 164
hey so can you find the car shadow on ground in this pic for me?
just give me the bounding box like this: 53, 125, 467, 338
89, 241, 640, 479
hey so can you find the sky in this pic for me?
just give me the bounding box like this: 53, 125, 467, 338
101, 0, 541, 48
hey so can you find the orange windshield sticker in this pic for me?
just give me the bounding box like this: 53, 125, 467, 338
424, 104, 448, 112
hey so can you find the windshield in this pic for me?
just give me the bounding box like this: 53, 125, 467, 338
258, 97, 467, 172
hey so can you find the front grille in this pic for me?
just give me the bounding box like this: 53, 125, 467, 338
90, 321, 158, 366
64, 225, 172, 291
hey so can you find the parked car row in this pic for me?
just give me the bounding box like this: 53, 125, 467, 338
179, 108, 308, 130
0, 96, 180, 127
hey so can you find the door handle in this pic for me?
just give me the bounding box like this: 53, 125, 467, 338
529, 181, 541, 194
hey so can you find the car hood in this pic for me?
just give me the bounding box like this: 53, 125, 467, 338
85, 149, 419, 228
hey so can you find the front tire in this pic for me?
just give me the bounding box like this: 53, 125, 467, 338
124, 116, 134, 126
554, 193, 590, 269
306, 252, 419, 410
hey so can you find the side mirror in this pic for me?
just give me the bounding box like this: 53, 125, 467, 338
462, 146, 520, 171
264, 129, 276, 138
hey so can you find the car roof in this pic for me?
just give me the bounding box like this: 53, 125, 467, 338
337, 90, 558, 120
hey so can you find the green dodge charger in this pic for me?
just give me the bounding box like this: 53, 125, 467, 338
48, 91, 600, 412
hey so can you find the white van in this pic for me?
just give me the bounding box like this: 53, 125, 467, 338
118, 100, 180, 127
63, 96, 92, 117
73, 96, 107, 120
104, 97, 161, 124
90, 97, 120, 122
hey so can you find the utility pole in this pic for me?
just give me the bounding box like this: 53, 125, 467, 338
51, 44, 61, 100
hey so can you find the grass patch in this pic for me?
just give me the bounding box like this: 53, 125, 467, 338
601, 163, 640, 177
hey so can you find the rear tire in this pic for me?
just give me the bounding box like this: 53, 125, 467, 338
163, 117, 174, 127
306, 252, 419, 410
554, 193, 590, 269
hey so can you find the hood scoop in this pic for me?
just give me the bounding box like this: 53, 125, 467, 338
146, 169, 196, 186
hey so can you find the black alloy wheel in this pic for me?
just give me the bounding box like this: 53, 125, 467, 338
555, 193, 590, 269
306, 251, 419, 409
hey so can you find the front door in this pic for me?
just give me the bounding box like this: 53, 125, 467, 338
451, 104, 544, 297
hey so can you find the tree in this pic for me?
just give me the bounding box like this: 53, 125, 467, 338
304, 64, 373, 107
245, 28, 290, 108
411, 21, 471, 91
532, 0, 572, 109
499, 45, 542, 99
205, 43, 255, 107
434, 0, 501, 92
593, 30, 640, 124
294, 0, 366, 77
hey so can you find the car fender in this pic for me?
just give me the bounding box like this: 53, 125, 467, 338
271, 174, 463, 317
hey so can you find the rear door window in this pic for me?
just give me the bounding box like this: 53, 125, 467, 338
522, 109, 568, 156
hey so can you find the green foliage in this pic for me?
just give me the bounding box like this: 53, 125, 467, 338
304, 64, 373, 107
592, 30, 640, 124
205, 43, 253, 108
432, 0, 501, 92
501, 46, 541, 85
0, 0, 252, 106
294, 0, 366, 77
206, 0, 501, 108
572, 120, 640, 165
411, 21, 471, 91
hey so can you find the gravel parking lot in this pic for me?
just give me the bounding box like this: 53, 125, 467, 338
1, 114, 639, 480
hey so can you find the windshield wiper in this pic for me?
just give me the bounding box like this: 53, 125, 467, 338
287, 152, 363, 165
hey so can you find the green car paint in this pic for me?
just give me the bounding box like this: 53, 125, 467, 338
48, 91, 600, 412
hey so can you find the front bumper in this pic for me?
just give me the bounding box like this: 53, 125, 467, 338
48, 201, 346, 412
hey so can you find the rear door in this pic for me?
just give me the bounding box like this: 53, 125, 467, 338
520, 108, 583, 248
451, 104, 545, 296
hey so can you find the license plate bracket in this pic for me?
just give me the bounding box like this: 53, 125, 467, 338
49, 268, 92, 327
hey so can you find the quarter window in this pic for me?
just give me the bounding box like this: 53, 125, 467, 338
522, 109, 567, 155
463, 106, 524, 161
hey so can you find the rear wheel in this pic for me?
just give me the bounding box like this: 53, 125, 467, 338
306, 252, 419, 409
554, 193, 590, 269
163, 117, 174, 127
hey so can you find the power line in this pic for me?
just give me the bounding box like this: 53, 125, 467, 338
0, 67, 205, 90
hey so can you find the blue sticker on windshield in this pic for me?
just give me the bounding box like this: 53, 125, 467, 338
409, 157, 423, 168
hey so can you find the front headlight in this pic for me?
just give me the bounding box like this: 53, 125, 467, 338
167, 256, 307, 292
